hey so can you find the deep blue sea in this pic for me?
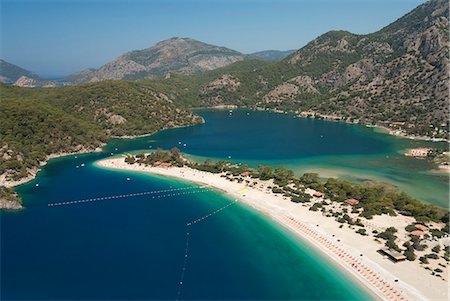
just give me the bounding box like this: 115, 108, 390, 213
1, 109, 447, 300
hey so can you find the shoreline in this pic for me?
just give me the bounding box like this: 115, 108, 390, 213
248, 106, 449, 143
0, 119, 206, 210
0, 147, 105, 210
110, 118, 205, 139
96, 157, 448, 301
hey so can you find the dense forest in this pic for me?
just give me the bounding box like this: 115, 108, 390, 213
1, 0, 448, 208
0, 82, 202, 182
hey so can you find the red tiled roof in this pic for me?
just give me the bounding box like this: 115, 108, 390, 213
414, 224, 429, 231
314, 192, 324, 197
410, 230, 425, 236
241, 171, 251, 177
345, 198, 359, 205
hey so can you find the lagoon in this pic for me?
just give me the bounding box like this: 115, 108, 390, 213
1, 109, 447, 300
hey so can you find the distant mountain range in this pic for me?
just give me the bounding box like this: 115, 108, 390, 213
1, 0, 448, 193
1, 40, 296, 87
0, 60, 40, 84
64, 38, 246, 83
0, 60, 62, 88
249, 49, 296, 61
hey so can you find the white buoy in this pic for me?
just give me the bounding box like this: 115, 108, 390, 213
183, 144, 187, 147
178, 141, 182, 145
127, 177, 131, 181
228, 155, 232, 159
35, 183, 39, 187
76, 166, 79, 168
81, 163, 85, 167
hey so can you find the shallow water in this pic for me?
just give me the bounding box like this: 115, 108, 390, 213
2, 155, 371, 300
112, 109, 449, 207
1, 109, 447, 300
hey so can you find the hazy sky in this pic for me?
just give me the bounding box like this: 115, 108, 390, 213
1, 0, 426, 78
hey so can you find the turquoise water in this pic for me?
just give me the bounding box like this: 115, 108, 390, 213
110, 109, 449, 207
1, 109, 447, 300
2, 155, 371, 300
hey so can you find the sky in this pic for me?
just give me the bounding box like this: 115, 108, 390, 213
1, 0, 426, 78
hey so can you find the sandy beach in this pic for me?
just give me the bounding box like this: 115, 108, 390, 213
96, 157, 448, 301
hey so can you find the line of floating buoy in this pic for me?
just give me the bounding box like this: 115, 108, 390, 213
176, 231, 190, 301
47, 186, 208, 207
176, 199, 238, 300
186, 200, 238, 226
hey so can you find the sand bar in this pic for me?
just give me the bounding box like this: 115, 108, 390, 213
96, 157, 449, 301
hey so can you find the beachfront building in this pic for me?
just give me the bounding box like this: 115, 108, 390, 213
313, 191, 324, 198
345, 198, 359, 205
404, 148, 432, 157
414, 224, 429, 231
378, 248, 407, 263
410, 230, 425, 237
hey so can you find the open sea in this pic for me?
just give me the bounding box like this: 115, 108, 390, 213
1, 109, 448, 300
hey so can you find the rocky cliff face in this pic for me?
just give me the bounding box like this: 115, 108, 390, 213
66, 38, 245, 83
198, 0, 449, 136
14, 76, 59, 88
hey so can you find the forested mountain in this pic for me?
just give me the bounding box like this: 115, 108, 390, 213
65, 38, 245, 83
0, 82, 202, 182
194, 0, 449, 138
1, 0, 448, 190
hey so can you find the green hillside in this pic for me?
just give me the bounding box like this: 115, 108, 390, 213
0, 81, 202, 181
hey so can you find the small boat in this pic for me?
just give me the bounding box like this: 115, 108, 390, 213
35, 183, 39, 187
81, 163, 85, 167
183, 144, 187, 147
127, 177, 131, 181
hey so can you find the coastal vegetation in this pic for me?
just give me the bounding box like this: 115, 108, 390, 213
125, 149, 449, 225
123, 149, 449, 276
0, 186, 22, 209
0, 82, 202, 206
1, 0, 448, 213
0, 82, 201, 181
